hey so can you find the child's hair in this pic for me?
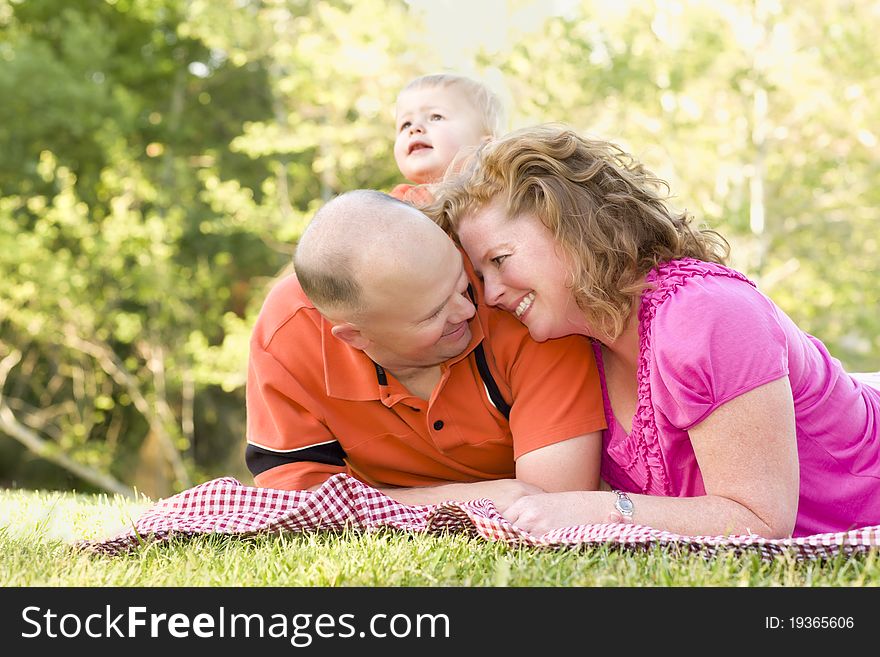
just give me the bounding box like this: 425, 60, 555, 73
398, 73, 506, 137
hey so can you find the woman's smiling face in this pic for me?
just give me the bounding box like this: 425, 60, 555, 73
457, 198, 588, 342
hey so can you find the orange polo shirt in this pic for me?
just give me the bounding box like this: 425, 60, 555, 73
389, 183, 435, 207
246, 273, 606, 491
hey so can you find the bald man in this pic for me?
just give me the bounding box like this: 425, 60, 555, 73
245, 190, 606, 509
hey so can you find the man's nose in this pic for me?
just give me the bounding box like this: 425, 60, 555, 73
450, 291, 476, 323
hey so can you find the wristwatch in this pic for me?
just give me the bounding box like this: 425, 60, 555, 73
612, 489, 634, 523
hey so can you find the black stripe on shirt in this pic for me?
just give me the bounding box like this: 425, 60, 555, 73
466, 284, 511, 420
246, 441, 347, 476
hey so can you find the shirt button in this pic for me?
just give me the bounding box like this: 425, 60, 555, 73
433, 420, 444, 430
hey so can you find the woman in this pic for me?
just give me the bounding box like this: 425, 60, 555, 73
429, 124, 880, 538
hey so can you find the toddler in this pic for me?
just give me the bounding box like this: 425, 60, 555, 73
391, 73, 505, 205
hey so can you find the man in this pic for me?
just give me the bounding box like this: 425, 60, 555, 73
245, 190, 606, 509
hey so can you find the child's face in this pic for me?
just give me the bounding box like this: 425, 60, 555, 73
394, 86, 488, 185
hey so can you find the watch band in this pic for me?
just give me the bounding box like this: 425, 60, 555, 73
612, 489, 634, 523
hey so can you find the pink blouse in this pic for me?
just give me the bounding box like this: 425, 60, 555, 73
596, 259, 880, 536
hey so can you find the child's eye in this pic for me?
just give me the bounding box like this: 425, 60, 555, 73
491, 255, 509, 267
399, 121, 411, 131
429, 113, 444, 121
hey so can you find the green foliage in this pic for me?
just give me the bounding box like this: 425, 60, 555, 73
1, 0, 878, 494
0, 0, 278, 494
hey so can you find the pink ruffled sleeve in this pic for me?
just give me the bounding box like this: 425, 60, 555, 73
648, 275, 789, 429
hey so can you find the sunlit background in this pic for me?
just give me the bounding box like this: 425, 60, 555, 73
1, 0, 878, 498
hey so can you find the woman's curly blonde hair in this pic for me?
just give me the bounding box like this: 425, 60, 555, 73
426, 124, 730, 342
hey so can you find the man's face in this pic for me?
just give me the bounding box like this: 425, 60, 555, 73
394, 85, 488, 185
353, 239, 476, 371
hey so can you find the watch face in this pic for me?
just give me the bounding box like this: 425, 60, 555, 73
616, 496, 634, 514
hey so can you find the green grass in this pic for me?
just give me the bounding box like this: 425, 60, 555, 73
0, 487, 878, 586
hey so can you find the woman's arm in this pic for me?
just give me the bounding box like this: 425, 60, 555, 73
503, 377, 800, 538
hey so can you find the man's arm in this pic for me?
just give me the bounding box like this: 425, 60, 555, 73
247, 440, 349, 490
246, 310, 351, 490
308, 477, 543, 513
358, 433, 601, 511
514, 432, 603, 492
489, 310, 607, 491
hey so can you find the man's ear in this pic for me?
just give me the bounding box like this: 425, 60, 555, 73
330, 323, 370, 351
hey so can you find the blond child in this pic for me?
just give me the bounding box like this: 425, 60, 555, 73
391, 73, 505, 205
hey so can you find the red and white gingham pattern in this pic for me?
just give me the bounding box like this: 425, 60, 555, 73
76, 474, 880, 560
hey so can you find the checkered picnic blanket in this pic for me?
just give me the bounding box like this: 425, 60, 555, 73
76, 474, 880, 561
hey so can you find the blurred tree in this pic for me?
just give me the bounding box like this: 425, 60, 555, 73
0, 0, 278, 495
